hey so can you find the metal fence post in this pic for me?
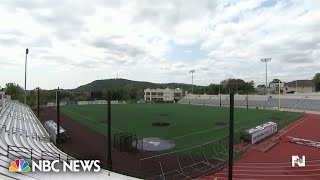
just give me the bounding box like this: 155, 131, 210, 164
107, 91, 113, 170
228, 93, 234, 180
7, 145, 9, 158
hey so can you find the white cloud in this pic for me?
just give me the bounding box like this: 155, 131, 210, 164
0, 0, 319, 89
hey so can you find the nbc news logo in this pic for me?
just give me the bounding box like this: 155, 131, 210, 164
292, 155, 305, 167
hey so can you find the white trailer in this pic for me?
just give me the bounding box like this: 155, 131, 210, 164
244, 122, 277, 144
44, 120, 69, 143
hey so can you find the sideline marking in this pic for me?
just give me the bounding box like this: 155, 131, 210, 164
234, 159, 320, 165
280, 117, 309, 137
214, 172, 320, 177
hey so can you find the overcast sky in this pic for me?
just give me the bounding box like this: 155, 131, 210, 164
0, 0, 319, 90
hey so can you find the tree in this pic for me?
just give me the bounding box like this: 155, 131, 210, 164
245, 81, 255, 93
25, 89, 35, 107
207, 84, 220, 95
5, 83, 24, 101
61, 97, 71, 102
271, 79, 281, 83
75, 95, 88, 101
313, 73, 320, 92
220, 78, 252, 94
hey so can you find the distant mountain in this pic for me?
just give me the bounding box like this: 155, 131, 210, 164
74, 78, 201, 92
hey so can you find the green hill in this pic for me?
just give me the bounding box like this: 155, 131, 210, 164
74, 78, 200, 92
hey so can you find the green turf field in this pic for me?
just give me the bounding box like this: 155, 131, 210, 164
60, 103, 303, 153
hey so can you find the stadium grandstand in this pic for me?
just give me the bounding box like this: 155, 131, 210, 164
0, 91, 138, 179
178, 93, 320, 112
1, 85, 319, 179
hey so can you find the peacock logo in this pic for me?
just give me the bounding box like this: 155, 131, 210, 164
9, 159, 31, 172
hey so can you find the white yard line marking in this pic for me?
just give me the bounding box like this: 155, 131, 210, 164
171, 126, 227, 140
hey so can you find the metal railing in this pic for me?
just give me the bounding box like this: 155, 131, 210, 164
11, 127, 27, 136
41, 150, 61, 161
7, 145, 33, 160
0, 124, 6, 133
38, 135, 51, 142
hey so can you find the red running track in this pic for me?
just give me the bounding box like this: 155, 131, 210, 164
201, 114, 320, 180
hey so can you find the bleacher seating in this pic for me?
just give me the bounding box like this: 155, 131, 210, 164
266, 98, 301, 109
0, 101, 70, 171
1, 100, 137, 180
295, 99, 320, 111
178, 95, 320, 111
0, 101, 65, 178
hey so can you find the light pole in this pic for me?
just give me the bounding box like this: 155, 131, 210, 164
24, 48, 29, 104
189, 70, 195, 94
260, 58, 271, 94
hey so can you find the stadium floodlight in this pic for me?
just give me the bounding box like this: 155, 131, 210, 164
189, 70, 195, 94
260, 58, 271, 94
24, 48, 29, 104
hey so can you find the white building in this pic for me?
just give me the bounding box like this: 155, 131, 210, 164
144, 88, 183, 102
283, 80, 315, 94
269, 82, 285, 93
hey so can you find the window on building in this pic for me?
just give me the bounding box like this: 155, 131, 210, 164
151, 92, 156, 95
146, 92, 150, 95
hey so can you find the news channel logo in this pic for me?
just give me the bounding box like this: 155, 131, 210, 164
9, 159, 101, 173
9, 159, 31, 172
292, 155, 305, 167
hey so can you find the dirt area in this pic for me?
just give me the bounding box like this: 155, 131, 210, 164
152, 122, 170, 127
215, 121, 228, 126
38, 107, 154, 178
